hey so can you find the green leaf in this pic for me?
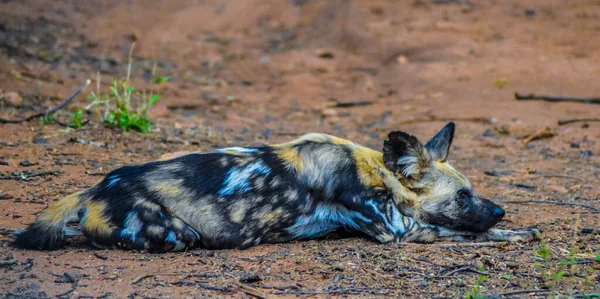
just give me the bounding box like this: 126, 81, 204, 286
148, 94, 160, 106
151, 76, 170, 84
555, 271, 565, 280
595, 254, 599, 262
70, 109, 84, 128
502, 274, 513, 280
40, 113, 55, 125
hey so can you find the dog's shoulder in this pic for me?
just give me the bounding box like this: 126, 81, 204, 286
273, 133, 356, 147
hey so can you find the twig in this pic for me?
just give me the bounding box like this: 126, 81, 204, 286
235, 281, 268, 299
503, 200, 600, 212
251, 284, 299, 291
0, 254, 18, 266
94, 251, 108, 260
558, 118, 600, 126
55, 272, 78, 298
483, 289, 550, 297
0, 170, 62, 181
523, 127, 556, 145
328, 100, 373, 108
540, 174, 584, 182
424, 266, 472, 280
579, 228, 600, 235
198, 283, 232, 292
572, 293, 600, 298
514, 93, 600, 104
273, 287, 384, 295
395, 113, 494, 126
129, 273, 183, 285
54, 119, 89, 128
0, 80, 90, 124
429, 241, 507, 248
130, 274, 156, 285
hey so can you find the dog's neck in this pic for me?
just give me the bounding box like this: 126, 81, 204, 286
377, 168, 419, 217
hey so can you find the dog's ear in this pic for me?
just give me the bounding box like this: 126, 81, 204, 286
383, 131, 430, 180
424, 122, 455, 162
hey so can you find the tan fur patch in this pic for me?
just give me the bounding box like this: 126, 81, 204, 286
378, 169, 418, 205
275, 147, 303, 171
39, 192, 82, 222
433, 161, 469, 186
151, 180, 185, 198
256, 206, 283, 227
229, 200, 247, 223
159, 151, 190, 161
352, 146, 386, 188
273, 133, 354, 147
82, 201, 113, 236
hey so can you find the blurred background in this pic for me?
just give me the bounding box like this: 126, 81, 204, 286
0, 1, 599, 297
1, 0, 599, 143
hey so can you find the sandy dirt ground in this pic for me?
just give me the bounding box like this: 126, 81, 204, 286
0, 0, 599, 298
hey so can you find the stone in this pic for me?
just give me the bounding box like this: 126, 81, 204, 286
3, 92, 22, 106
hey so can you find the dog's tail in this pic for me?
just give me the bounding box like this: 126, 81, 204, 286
14, 192, 86, 250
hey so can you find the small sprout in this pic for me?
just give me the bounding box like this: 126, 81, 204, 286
86, 45, 165, 133
151, 76, 170, 85
494, 77, 508, 88
41, 114, 55, 125
70, 109, 84, 128
534, 239, 552, 262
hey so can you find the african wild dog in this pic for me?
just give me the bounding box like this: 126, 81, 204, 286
14, 122, 539, 251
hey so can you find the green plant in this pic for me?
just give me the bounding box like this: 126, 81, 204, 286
70, 109, 84, 128
40, 113, 55, 125
494, 77, 508, 88
86, 44, 167, 133
465, 268, 488, 299
533, 239, 576, 294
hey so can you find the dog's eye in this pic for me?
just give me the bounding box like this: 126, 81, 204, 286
456, 189, 471, 200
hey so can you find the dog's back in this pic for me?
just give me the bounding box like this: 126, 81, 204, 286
14, 134, 390, 251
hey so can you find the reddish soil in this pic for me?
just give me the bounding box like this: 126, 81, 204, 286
0, 0, 599, 298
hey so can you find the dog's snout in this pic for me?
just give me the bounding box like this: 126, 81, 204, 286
493, 207, 505, 219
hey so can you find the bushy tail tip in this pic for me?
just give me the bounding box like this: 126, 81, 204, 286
12, 193, 83, 250
13, 222, 68, 250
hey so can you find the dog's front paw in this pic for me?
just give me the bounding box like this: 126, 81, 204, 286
486, 228, 541, 242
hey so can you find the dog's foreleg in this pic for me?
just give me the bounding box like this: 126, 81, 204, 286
436, 227, 541, 242
480, 228, 541, 242
401, 226, 540, 243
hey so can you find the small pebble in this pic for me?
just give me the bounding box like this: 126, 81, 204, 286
263, 129, 274, 139
484, 170, 499, 177
482, 128, 496, 137
580, 149, 593, 157
202, 91, 219, 103
570, 141, 580, 148
3, 92, 22, 106
525, 8, 536, 17
19, 160, 37, 167
332, 263, 345, 271
32, 136, 48, 144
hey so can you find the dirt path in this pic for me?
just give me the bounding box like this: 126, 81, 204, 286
0, 1, 599, 298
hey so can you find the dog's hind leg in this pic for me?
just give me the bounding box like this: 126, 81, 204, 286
80, 200, 201, 252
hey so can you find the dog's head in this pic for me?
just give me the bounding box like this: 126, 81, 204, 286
382, 122, 504, 233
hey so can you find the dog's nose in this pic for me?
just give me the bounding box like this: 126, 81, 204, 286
493, 207, 505, 219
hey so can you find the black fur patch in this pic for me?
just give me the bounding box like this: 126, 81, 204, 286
14, 222, 66, 250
